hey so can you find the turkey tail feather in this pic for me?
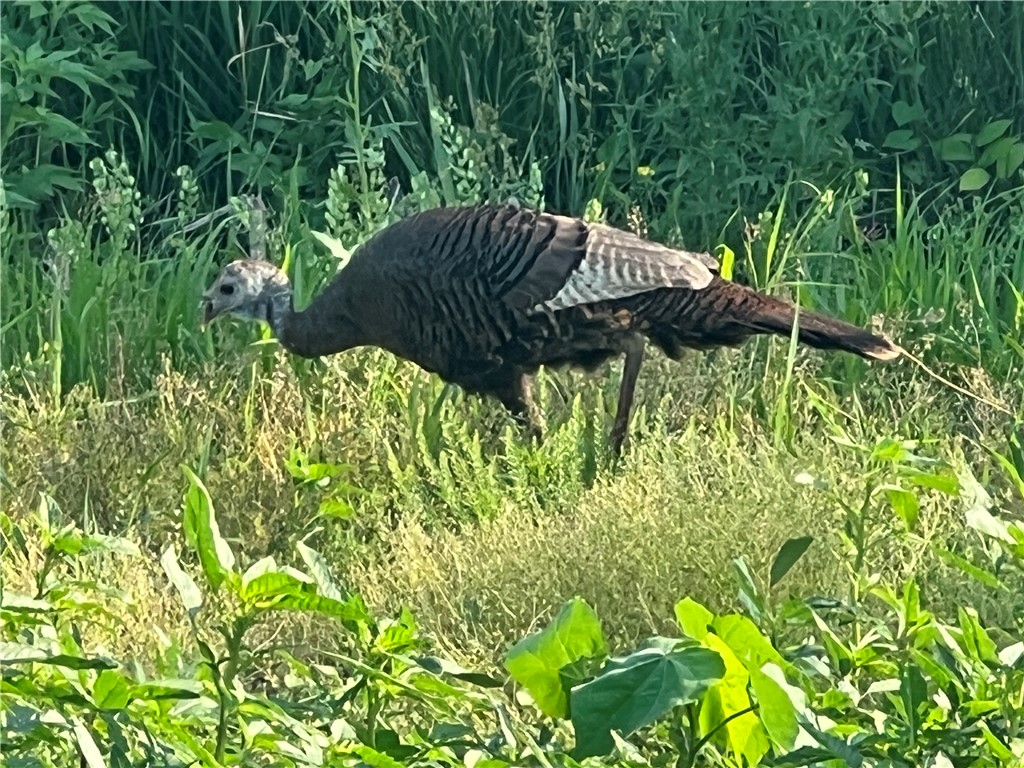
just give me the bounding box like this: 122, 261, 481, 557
687, 278, 901, 361
747, 295, 899, 360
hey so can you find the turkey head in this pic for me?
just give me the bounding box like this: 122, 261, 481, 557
201, 259, 290, 327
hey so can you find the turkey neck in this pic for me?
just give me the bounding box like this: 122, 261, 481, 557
267, 283, 368, 359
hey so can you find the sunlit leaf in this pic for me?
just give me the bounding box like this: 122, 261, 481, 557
750, 664, 799, 751
698, 634, 769, 765
92, 669, 131, 711
959, 167, 991, 191
885, 488, 919, 531
160, 544, 203, 617
504, 598, 607, 719
180, 465, 236, 592
296, 541, 345, 601
73, 718, 107, 768
674, 597, 714, 640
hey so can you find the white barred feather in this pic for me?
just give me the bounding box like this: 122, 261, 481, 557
536, 222, 717, 312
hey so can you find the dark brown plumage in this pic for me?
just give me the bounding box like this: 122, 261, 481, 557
202, 204, 900, 453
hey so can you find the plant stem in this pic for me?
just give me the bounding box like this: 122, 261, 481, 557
692, 705, 759, 756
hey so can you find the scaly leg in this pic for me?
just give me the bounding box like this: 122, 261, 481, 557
609, 335, 645, 455
518, 373, 544, 441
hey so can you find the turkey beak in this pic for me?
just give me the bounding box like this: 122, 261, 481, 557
200, 292, 220, 329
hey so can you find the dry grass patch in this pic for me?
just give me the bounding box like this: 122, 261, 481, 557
346, 429, 969, 664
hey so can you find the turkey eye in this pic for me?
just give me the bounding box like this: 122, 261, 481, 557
219, 284, 235, 296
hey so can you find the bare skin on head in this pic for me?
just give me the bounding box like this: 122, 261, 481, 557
201, 259, 291, 328
201, 205, 901, 455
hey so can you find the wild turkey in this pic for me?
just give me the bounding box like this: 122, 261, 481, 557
201, 204, 900, 453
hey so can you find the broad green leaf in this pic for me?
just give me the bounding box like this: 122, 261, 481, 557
769, 536, 813, 587
958, 607, 999, 664
936, 136, 974, 162
960, 465, 1015, 544
51, 529, 140, 558
998, 641, 1024, 667
375, 607, 419, 654
732, 557, 764, 623
240, 570, 314, 604
570, 640, 724, 759
674, 597, 714, 640
240, 568, 370, 625
180, 465, 235, 592
750, 664, 799, 751
160, 544, 203, 617
1, 642, 117, 670
343, 744, 405, 768
978, 721, 1015, 762
699, 634, 769, 765
883, 129, 920, 151
1, 593, 52, 612
504, 598, 607, 719
978, 136, 1018, 170
241, 556, 289, 589
318, 498, 355, 520
901, 468, 959, 495
885, 488, 920, 531
798, 715, 864, 767
891, 100, 924, 127
310, 229, 352, 265
870, 437, 912, 463
959, 167, 991, 191
966, 507, 1015, 544
92, 669, 131, 710
712, 614, 785, 672
975, 118, 1013, 146
809, 611, 854, 676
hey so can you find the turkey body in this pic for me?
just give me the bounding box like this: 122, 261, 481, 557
276, 204, 899, 451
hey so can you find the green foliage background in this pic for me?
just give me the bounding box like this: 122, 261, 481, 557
5, 0, 1024, 238
3, 0, 1024, 395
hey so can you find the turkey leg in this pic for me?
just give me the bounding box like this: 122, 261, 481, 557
609, 335, 645, 455
463, 367, 543, 442
501, 372, 544, 442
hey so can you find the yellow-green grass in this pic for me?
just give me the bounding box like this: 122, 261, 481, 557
4, 340, 1019, 670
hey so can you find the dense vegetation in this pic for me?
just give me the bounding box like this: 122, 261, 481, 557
2, 1, 1023, 766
